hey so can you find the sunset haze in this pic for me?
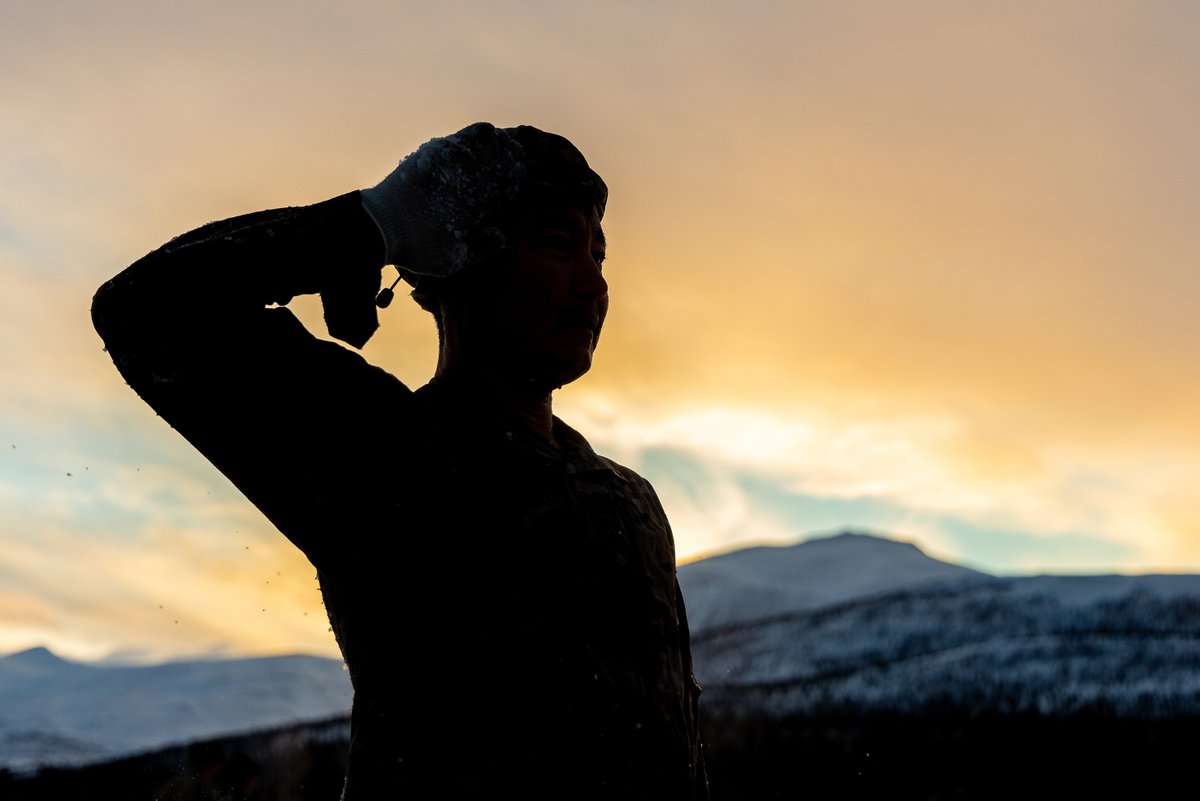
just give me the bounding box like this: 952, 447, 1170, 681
3, 0, 1199, 662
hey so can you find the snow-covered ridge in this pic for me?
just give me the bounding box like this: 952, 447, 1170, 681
8, 530, 1200, 773
0, 648, 352, 774
678, 530, 987, 632
680, 532, 1200, 719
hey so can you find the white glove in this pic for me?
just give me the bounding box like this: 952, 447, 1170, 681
360, 122, 526, 279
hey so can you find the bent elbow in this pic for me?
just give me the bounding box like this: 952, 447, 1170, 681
90, 277, 118, 342
90, 273, 137, 348
91, 264, 167, 358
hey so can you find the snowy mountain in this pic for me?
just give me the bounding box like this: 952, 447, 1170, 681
680, 531, 1200, 719
8, 530, 1200, 775
678, 530, 985, 632
0, 647, 352, 774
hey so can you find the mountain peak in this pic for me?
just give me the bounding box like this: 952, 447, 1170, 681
0, 646, 73, 676
803, 528, 923, 551
2, 645, 65, 664
678, 530, 988, 633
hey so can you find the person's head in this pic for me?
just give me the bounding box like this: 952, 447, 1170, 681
413, 125, 609, 392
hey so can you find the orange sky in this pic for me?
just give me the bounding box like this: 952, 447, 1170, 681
3, 1, 1200, 662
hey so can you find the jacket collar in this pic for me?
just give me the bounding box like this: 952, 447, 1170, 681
414, 379, 622, 480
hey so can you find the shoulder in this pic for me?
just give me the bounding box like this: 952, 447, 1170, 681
555, 418, 643, 482
589, 447, 683, 577
595, 453, 654, 492
576, 442, 670, 522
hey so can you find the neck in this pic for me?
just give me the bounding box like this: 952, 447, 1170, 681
432, 363, 557, 445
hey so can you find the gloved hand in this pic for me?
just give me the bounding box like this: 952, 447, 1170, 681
360, 122, 526, 280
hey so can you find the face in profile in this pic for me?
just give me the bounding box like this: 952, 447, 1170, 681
498, 204, 609, 389
447, 203, 608, 391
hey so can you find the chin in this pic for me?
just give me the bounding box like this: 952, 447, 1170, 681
546, 351, 595, 390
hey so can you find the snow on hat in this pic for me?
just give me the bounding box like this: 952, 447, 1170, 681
405, 124, 606, 315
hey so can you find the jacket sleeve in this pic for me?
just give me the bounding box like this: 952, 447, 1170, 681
91, 191, 410, 562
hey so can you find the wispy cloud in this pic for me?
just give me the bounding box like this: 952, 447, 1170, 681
4, 1, 1200, 659
562, 393, 1200, 572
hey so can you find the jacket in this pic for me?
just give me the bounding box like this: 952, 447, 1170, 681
92, 191, 708, 799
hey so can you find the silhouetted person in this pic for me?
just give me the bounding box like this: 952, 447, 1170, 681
93, 123, 708, 799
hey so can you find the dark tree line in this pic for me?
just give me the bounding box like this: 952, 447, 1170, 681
6, 707, 1199, 800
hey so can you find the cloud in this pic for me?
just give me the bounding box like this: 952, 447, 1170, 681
0, 422, 334, 663
0, 496, 334, 663
5, 1, 1200, 661
561, 392, 1200, 572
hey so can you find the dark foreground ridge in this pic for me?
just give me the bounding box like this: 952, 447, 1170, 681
12, 532, 1200, 798
6, 709, 1200, 800
1, 716, 350, 801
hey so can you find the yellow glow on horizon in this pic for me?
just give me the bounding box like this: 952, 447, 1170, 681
5, 1, 1200, 660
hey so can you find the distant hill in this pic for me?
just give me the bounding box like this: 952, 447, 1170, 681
0, 647, 351, 774
679, 530, 985, 632
8, 529, 1200, 777
680, 531, 1200, 719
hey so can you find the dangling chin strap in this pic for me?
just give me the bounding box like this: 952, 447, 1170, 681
376, 267, 403, 309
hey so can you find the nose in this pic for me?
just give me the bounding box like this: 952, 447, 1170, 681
575, 254, 608, 300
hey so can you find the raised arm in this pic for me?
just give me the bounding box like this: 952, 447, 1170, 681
92, 123, 528, 561
92, 191, 410, 561
93, 190, 385, 350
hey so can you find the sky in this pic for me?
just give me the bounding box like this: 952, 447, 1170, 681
3, 0, 1200, 663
